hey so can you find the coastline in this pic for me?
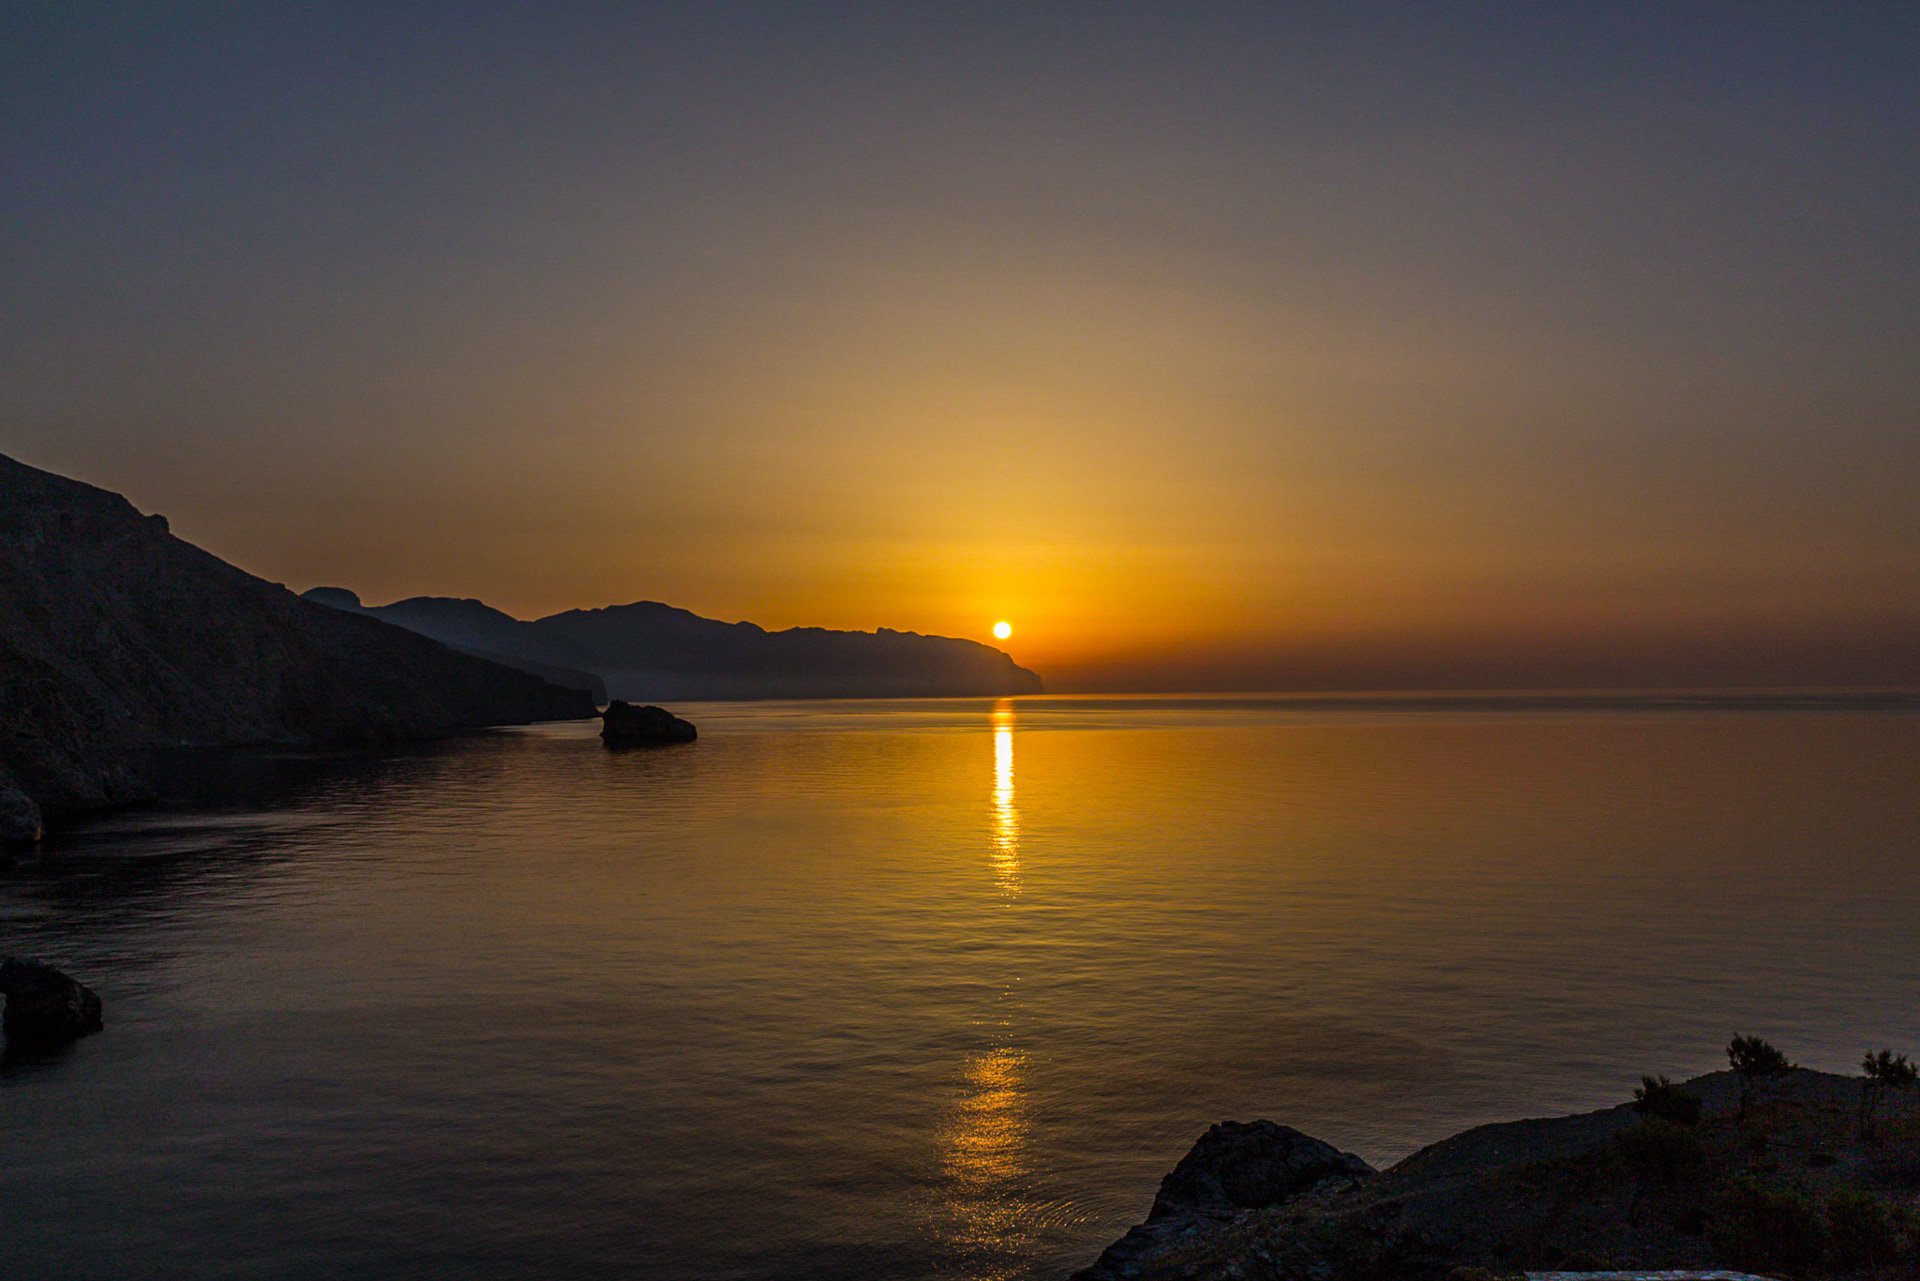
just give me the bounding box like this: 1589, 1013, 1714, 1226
1076, 1067, 1919, 1280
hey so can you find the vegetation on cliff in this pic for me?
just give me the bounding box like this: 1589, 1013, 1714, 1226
1079, 1039, 1920, 1281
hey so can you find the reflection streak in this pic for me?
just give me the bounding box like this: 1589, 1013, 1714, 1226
934, 700, 1037, 1279
991, 702, 1019, 898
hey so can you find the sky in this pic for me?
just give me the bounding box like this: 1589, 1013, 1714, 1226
4, 2, 1917, 691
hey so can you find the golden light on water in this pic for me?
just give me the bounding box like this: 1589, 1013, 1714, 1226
937, 1045, 1037, 1280
932, 700, 1035, 1278
990, 702, 1019, 898
992, 621, 1012, 641
944, 1048, 1033, 1187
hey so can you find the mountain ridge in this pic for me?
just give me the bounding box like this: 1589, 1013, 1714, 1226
305, 589, 1044, 701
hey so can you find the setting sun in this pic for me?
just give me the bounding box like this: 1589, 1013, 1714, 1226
992, 621, 1012, 641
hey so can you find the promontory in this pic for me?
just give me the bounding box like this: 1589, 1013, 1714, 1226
0, 453, 594, 842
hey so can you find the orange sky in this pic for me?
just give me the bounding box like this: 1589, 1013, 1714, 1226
5, 7, 1917, 690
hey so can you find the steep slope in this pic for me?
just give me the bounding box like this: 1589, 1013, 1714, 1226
0, 455, 595, 840
303, 592, 1045, 701
306, 589, 607, 702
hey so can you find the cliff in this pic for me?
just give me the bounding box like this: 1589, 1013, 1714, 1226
0, 454, 595, 841
303, 591, 1045, 701
1079, 1066, 1920, 1280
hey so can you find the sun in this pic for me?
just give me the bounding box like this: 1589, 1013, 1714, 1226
992, 620, 1012, 640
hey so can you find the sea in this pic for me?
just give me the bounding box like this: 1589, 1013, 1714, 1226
2, 694, 1916, 1280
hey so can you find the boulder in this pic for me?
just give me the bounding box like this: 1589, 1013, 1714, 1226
1075, 1122, 1376, 1280
0, 957, 103, 1042
600, 701, 697, 747
0, 772, 42, 844
1149, 1120, 1375, 1220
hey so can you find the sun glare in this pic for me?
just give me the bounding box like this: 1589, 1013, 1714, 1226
992, 620, 1012, 640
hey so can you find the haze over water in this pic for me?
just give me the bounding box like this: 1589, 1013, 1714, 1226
3, 697, 1916, 1280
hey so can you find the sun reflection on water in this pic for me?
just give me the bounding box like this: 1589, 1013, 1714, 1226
937, 1044, 1037, 1279
990, 701, 1019, 898
932, 700, 1040, 1280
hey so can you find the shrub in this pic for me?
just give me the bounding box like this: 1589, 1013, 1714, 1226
1860, 1048, 1918, 1140
1827, 1185, 1901, 1271
1632, 1073, 1704, 1126
1618, 1116, 1705, 1182
1708, 1176, 1826, 1277
1728, 1035, 1794, 1118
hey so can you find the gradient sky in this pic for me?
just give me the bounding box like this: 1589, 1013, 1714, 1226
5, 3, 1917, 690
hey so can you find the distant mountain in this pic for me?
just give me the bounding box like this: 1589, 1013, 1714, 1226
303, 591, 1045, 701
0, 455, 595, 842
302, 588, 606, 703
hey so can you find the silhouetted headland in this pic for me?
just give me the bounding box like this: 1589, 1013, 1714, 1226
304, 588, 1045, 701
0, 454, 595, 842
1077, 1059, 1920, 1280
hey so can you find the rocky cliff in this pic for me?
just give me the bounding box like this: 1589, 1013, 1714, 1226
0, 454, 595, 841
304, 590, 1045, 701
1078, 1067, 1920, 1280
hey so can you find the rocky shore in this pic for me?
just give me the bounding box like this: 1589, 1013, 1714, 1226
1078, 1066, 1920, 1280
0, 453, 595, 841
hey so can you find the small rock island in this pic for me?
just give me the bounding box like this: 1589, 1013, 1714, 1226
0, 957, 103, 1044
600, 701, 698, 747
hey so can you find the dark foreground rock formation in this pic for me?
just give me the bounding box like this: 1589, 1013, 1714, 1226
1077, 1068, 1920, 1280
0, 453, 596, 839
600, 701, 697, 747
304, 588, 1045, 701
0, 957, 103, 1043
1085, 1122, 1378, 1277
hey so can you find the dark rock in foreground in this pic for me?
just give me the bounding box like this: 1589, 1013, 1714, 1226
0, 452, 596, 839
0, 957, 102, 1043
600, 701, 697, 747
1076, 1068, 1920, 1280
1150, 1121, 1376, 1222
1083, 1121, 1376, 1280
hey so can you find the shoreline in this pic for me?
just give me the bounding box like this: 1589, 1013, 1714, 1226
1075, 1066, 1919, 1280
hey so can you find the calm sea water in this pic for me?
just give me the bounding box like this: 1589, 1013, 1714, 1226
3, 696, 1917, 1280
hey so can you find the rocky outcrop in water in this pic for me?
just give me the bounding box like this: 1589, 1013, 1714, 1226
303, 588, 1045, 701
0, 453, 596, 839
600, 701, 698, 747
1076, 1068, 1920, 1280
0, 957, 103, 1043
